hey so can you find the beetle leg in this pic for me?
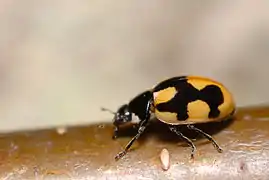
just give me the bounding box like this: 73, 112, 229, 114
187, 124, 223, 153
112, 126, 119, 139
115, 120, 148, 160
169, 126, 196, 159
114, 102, 151, 161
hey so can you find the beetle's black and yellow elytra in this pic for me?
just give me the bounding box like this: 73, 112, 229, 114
102, 75, 235, 160
152, 76, 235, 125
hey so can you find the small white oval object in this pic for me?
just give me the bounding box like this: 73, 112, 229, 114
160, 148, 170, 171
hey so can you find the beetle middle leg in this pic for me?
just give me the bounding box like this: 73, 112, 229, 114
187, 124, 223, 153
169, 126, 196, 159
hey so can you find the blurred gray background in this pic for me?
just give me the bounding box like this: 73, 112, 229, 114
0, 1, 269, 132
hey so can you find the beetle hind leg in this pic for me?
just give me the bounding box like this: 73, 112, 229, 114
187, 124, 223, 153
169, 126, 196, 159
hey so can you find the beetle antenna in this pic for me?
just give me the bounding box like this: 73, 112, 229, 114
101, 107, 116, 115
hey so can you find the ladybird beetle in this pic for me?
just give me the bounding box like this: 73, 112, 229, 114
102, 76, 235, 160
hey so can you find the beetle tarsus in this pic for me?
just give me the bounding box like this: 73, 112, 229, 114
190, 153, 194, 160
216, 146, 223, 153
187, 124, 223, 153
112, 125, 120, 139
112, 134, 118, 139
190, 146, 196, 159
169, 126, 197, 159
115, 151, 126, 160
112, 131, 118, 139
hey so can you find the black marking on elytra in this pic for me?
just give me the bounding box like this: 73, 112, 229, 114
199, 85, 224, 118
153, 78, 224, 120
154, 80, 199, 120
153, 76, 187, 92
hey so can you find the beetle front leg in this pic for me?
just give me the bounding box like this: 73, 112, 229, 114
114, 101, 151, 160
112, 126, 119, 139
115, 120, 148, 160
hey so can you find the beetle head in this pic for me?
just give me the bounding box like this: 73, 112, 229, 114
113, 104, 133, 126
101, 104, 133, 137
